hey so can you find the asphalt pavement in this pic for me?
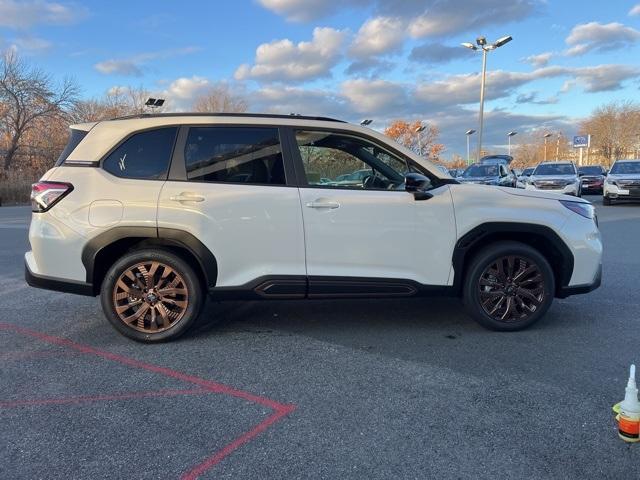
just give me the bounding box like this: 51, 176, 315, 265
1, 197, 640, 479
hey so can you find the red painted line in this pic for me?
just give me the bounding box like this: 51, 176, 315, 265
0, 388, 209, 408
0, 323, 289, 410
180, 405, 296, 480
0, 323, 296, 479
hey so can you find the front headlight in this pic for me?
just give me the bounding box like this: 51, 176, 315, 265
560, 200, 595, 220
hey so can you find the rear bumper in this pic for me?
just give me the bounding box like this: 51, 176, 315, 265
25, 256, 95, 296
557, 263, 602, 298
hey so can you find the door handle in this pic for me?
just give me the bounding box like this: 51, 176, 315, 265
170, 193, 205, 203
306, 201, 340, 209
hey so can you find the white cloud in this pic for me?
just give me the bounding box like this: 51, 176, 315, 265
257, 0, 366, 22
259, 0, 540, 36
0, 0, 87, 29
160, 76, 212, 111
95, 60, 143, 76
522, 52, 553, 68
407, 0, 539, 38
94, 47, 200, 77
409, 42, 472, 64
235, 27, 347, 82
630, 4, 640, 16
349, 16, 405, 58
565, 22, 640, 56
341, 78, 409, 113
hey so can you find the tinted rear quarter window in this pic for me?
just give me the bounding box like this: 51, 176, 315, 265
56, 129, 88, 166
184, 127, 286, 185
103, 127, 178, 180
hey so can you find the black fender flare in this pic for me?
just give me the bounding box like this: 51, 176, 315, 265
451, 222, 574, 296
81, 227, 218, 290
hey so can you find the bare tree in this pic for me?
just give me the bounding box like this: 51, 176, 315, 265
71, 86, 159, 123
0, 50, 79, 169
192, 85, 248, 113
580, 101, 640, 165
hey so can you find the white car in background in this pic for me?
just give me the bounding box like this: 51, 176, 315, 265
525, 162, 582, 197
604, 159, 640, 205
26, 113, 602, 342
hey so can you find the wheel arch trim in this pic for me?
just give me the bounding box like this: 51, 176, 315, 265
451, 222, 574, 297
81, 227, 218, 291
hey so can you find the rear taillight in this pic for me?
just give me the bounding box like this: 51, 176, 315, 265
30, 182, 74, 212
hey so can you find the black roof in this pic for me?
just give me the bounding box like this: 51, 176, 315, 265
110, 112, 346, 123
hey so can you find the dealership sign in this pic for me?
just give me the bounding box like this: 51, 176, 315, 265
573, 135, 590, 148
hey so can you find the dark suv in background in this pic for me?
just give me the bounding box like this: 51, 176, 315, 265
578, 165, 606, 194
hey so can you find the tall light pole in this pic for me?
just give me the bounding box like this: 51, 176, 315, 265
415, 125, 426, 156
556, 133, 561, 161
543, 132, 552, 161
462, 35, 512, 162
507, 131, 517, 156
465, 129, 476, 165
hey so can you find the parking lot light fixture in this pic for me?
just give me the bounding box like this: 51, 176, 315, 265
360, 119, 373, 126
465, 129, 476, 165
415, 125, 427, 156
462, 34, 513, 163
507, 131, 517, 156
543, 132, 552, 161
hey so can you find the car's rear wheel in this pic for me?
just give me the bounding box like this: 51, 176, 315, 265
463, 241, 555, 331
100, 249, 204, 342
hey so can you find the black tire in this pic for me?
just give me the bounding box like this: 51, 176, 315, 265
100, 249, 204, 342
603, 196, 612, 206
462, 241, 555, 331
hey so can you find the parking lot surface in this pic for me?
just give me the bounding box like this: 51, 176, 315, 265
1, 197, 639, 479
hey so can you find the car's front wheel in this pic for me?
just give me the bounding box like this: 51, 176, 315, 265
100, 249, 204, 342
463, 241, 555, 331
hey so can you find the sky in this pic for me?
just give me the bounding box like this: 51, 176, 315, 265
1, 0, 639, 159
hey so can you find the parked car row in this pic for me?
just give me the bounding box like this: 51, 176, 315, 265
449, 158, 640, 204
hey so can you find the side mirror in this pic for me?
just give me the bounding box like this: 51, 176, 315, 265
405, 173, 433, 201
578, 172, 585, 177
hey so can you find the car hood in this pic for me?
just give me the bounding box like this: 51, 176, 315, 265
458, 176, 497, 182
530, 174, 577, 182
502, 186, 589, 203
608, 174, 640, 180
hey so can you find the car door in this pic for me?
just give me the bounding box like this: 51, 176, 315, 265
290, 128, 456, 291
157, 125, 306, 289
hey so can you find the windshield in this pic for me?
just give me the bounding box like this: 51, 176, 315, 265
533, 163, 575, 176
610, 162, 640, 175
579, 166, 603, 175
462, 164, 498, 177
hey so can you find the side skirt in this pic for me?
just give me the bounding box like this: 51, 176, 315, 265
209, 275, 455, 301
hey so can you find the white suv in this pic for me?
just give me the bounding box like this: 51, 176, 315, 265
26, 113, 602, 342
525, 161, 582, 196
603, 159, 640, 205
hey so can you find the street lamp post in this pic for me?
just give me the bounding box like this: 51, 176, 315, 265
415, 125, 426, 156
543, 132, 552, 161
462, 35, 512, 162
465, 129, 476, 164
507, 131, 517, 156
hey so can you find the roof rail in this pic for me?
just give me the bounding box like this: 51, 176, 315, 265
109, 112, 347, 123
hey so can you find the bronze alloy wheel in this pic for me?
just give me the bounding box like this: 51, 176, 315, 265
112, 261, 189, 333
477, 255, 545, 323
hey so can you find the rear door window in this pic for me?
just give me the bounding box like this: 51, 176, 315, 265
103, 127, 178, 180
184, 126, 286, 185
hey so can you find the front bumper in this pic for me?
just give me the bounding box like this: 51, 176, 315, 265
557, 263, 602, 298
525, 183, 579, 196
604, 183, 640, 200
